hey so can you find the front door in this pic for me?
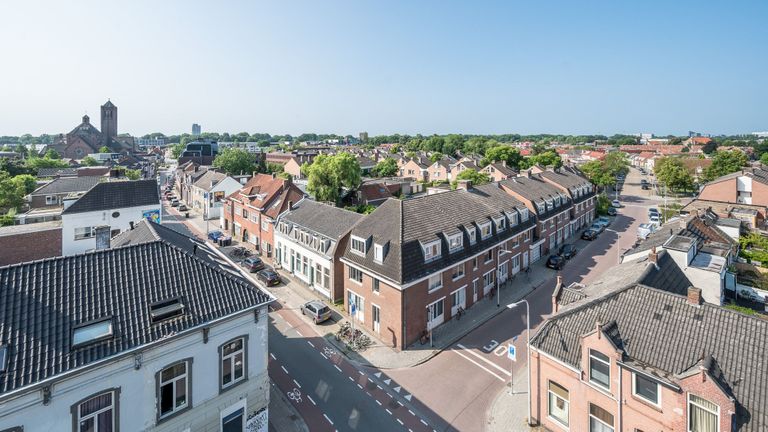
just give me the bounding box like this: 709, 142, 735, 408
427, 299, 444, 330
349, 291, 365, 323
523, 251, 529, 269
222, 408, 244, 432
372, 304, 381, 334
472, 279, 479, 303
451, 288, 466, 316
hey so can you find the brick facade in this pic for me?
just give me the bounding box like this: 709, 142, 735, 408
0, 226, 62, 266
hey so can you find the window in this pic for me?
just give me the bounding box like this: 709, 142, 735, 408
242, 209, 248, 219
74, 227, 94, 240
468, 228, 477, 244
484, 249, 493, 264
427, 298, 444, 328
512, 236, 520, 248
479, 222, 492, 239
589, 350, 611, 390
495, 217, 506, 232
448, 234, 463, 252
150, 298, 185, 324
220, 337, 246, 391
351, 236, 367, 256
349, 266, 363, 284
472, 257, 478, 269
158, 360, 190, 420
589, 403, 614, 432
633, 372, 660, 406
372, 278, 380, 294
520, 208, 529, 221
261, 220, 269, 232
524, 230, 531, 242
688, 394, 719, 432
374, 244, 384, 263
548, 381, 569, 427
451, 263, 465, 280
508, 211, 519, 227
428, 274, 442, 293
46, 195, 57, 205
423, 240, 441, 262
74, 390, 118, 432
72, 318, 113, 349
483, 270, 495, 288
0, 344, 7, 373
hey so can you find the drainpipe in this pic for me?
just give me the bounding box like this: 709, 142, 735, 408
617, 363, 623, 432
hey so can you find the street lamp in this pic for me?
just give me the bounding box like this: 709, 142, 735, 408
605, 228, 621, 264
507, 299, 532, 426
497, 249, 515, 307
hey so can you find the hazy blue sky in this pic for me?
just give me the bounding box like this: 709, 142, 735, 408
1, 1, 766, 137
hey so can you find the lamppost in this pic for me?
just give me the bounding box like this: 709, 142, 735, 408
497, 249, 515, 307
507, 299, 532, 426
605, 228, 621, 264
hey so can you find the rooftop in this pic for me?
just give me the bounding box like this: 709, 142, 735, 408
0, 220, 62, 237
61, 179, 160, 214
282, 200, 363, 240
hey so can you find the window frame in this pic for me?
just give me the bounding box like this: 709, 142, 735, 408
422, 240, 441, 262
428, 273, 443, 293
447, 233, 463, 253
589, 403, 614, 432
547, 381, 569, 428
71, 388, 121, 432
589, 350, 611, 391
156, 358, 193, 423
374, 243, 384, 263
349, 266, 363, 284
468, 227, 477, 244
74, 226, 94, 241
350, 235, 367, 256
687, 394, 719, 432
451, 263, 465, 281
479, 221, 492, 239
632, 372, 661, 407
219, 335, 249, 393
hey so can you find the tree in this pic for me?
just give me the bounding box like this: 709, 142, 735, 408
44, 149, 61, 159
580, 160, 615, 188
81, 156, 100, 166
429, 152, 444, 163
124, 169, 142, 180
171, 142, 186, 159
304, 153, 361, 203
654, 157, 694, 192
760, 152, 768, 166
373, 158, 398, 177
602, 151, 630, 177
482, 146, 523, 169
525, 150, 562, 169
452, 169, 490, 187
0, 172, 36, 210
98, 146, 111, 153
25, 156, 69, 170
212, 148, 259, 176
702, 141, 718, 154
668, 137, 683, 145
703, 150, 748, 181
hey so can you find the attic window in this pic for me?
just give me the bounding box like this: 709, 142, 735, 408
520, 208, 529, 222
150, 297, 185, 324
72, 318, 114, 349
0, 344, 7, 373
447, 233, 463, 252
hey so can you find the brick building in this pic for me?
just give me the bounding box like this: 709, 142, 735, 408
340, 181, 535, 349
697, 166, 768, 216
222, 174, 305, 259
48, 100, 135, 159
0, 221, 62, 266
535, 165, 598, 234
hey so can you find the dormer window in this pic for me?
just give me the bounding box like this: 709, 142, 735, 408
350, 235, 367, 256
520, 208, 529, 222
554, 196, 561, 207
0, 344, 7, 373
494, 216, 507, 232
374, 243, 384, 263
479, 222, 492, 239
467, 227, 477, 244
447, 233, 463, 252
546, 199, 553, 211
72, 317, 114, 349
422, 240, 441, 262
507, 211, 518, 227
535, 201, 545, 214
150, 297, 185, 324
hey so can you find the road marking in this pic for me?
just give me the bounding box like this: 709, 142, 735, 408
324, 414, 334, 425
384, 378, 391, 385
375, 399, 382, 406
358, 370, 365, 376
393, 386, 401, 393
397, 419, 404, 425
377, 385, 383, 390
421, 419, 429, 426
334, 365, 342, 372
281, 366, 289, 375
295, 330, 304, 337
386, 409, 393, 415
269, 353, 276, 360
451, 349, 505, 382
293, 379, 301, 388
321, 353, 328, 360
374, 372, 382, 378
357, 383, 363, 390
404, 394, 412, 401
409, 409, 415, 416
368, 378, 374, 383
397, 401, 404, 407
307, 395, 316, 405
348, 376, 354, 382
386, 393, 393, 398
456, 344, 512, 376
307, 341, 315, 348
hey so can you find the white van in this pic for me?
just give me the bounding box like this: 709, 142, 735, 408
637, 223, 657, 240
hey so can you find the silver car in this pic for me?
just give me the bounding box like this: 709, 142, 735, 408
301, 301, 332, 324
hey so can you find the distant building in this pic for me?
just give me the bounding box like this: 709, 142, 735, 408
359, 132, 369, 142
136, 136, 166, 147
178, 140, 219, 166
192, 123, 202, 136
49, 100, 136, 159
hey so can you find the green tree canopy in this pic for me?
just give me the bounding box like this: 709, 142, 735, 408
654, 157, 694, 192
524, 150, 562, 169
452, 169, 490, 187
602, 151, 630, 177
124, 169, 142, 180
579, 160, 615, 188
304, 153, 361, 203
212, 148, 260, 176
98, 146, 111, 153
0, 172, 36, 210
81, 156, 100, 166
482, 146, 522, 169
759, 153, 768, 166
44, 149, 61, 159
429, 152, 444, 163
703, 150, 748, 181
702, 141, 718, 154
171, 142, 186, 159
373, 157, 398, 177
25, 155, 69, 170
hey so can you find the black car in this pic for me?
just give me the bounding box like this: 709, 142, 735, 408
559, 244, 578, 259
242, 256, 265, 272
257, 269, 281, 286
581, 229, 598, 241
546, 255, 565, 270
606, 207, 617, 216
642, 184, 650, 190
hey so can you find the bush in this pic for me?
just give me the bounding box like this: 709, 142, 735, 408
596, 194, 611, 216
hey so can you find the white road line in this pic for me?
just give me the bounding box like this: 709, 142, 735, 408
397, 419, 404, 425
375, 400, 382, 406
334, 365, 342, 372
386, 393, 393, 398
295, 330, 304, 337
281, 365, 289, 375
269, 353, 276, 360
307, 340, 315, 348
324, 414, 334, 425
377, 385, 383, 390
321, 353, 328, 360
386, 409, 393, 415
397, 401, 404, 407
307, 395, 316, 405
293, 379, 301, 388
366, 392, 372, 397
348, 376, 354, 382
368, 378, 373, 383
456, 344, 512, 376
357, 383, 363, 390
409, 409, 415, 416
451, 349, 505, 381
420, 419, 429, 426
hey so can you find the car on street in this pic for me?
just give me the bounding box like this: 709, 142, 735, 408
581, 229, 599, 241
170, 199, 180, 207
606, 207, 617, 216
611, 199, 622, 208
648, 208, 659, 217
301, 300, 332, 324
590, 222, 605, 234
642, 184, 650, 190
559, 243, 578, 259
597, 216, 611, 226
546, 254, 565, 270
178, 204, 188, 211
637, 223, 657, 240
257, 268, 281, 286
650, 214, 661, 225
208, 230, 223, 241
242, 256, 265, 272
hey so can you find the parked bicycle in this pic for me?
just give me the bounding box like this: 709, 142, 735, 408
455, 306, 466, 320
230, 246, 251, 258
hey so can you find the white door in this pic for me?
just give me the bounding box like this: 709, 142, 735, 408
427, 299, 445, 330
523, 251, 529, 269
472, 279, 479, 303
498, 262, 508, 284
531, 245, 541, 262
372, 304, 380, 334
348, 291, 365, 324
451, 288, 466, 316
512, 254, 521, 274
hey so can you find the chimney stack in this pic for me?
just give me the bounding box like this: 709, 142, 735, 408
649, 246, 658, 263
94, 226, 110, 250
457, 180, 472, 191
687, 286, 703, 306
288, 200, 293, 210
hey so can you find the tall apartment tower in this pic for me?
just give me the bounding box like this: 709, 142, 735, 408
192, 123, 201, 136
100, 100, 118, 141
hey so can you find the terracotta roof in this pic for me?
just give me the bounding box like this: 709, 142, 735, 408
230, 174, 305, 219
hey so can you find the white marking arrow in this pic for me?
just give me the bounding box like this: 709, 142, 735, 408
404, 394, 412, 401
374, 372, 382, 378
393, 386, 401, 393
383, 379, 391, 385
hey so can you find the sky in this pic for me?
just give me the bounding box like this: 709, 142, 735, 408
0, 1, 766, 137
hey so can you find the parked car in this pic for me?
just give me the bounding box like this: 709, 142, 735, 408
606, 207, 617, 216
178, 204, 188, 211
637, 223, 657, 240
648, 208, 659, 217
650, 214, 661, 225
559, 244, 578, 259
640, 179, 648, 186
207, 230, 223, 241
170, 199, 180, 207
642, 184, 650, 190
597, 216, 611, 226
257, 269, 281, 286
546, 255, 565, 270
590, 222, 605, 234
611, 200, 622, 208
242, 256, 265, 272
301, 300, 332, 324
581, 229, 598, 241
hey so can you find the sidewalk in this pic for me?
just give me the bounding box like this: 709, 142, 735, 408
486, 368, 545, 432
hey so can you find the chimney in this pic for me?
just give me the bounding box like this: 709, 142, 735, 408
551, 274, 564, 313
502, 160, 507, 167
252, 171, 257, 178
524, 169, 532, 178
457, 180, 472, 191
94, 226, 110, 250
129, 221, 135, 230
687, 286, 703, 306
648, 246, 658, 263
288, 200, 294, 210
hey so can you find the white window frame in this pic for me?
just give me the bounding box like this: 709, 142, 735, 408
221, 338, 246, 390
589, 403, 614, 432
494, 216, 507, 232
74, 226, 94, 240
479, 221, 492, 239
76, 390, 117, 432
349, 266, 363, 284
451, 263, 465, 281
158, 360, 190, 420
447, 233, 463, 252
45, 195, 57, 205
547, 381, 569, 428
589, 350, 611, 391
520, 208, 529, 221
422, 240, 441, 262
426, 297, 445, 330
687, 394, 719, 432
468, 227, 477, 244
350, 235, 367, 256
428, 273, 443, 293
374, 243, 384, 263
632, 372, 661, 407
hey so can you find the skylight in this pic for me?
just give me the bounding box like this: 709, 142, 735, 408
0, 344, 8, 373
72, 318, 113, 349
150, 298, 185, 324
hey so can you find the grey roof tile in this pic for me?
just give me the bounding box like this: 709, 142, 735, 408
282, 200, 363, 240
62, 179, 159, 214
30, 176, 102, 196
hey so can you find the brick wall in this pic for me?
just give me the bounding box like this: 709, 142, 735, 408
699, 178, 737, 203
0, 227, 62, 266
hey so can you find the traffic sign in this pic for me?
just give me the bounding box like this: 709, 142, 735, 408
508, 344, 516, 361
351, 303, 356, 316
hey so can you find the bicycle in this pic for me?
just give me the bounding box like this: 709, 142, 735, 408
286, 388, 302, 403
455, 306, 466, 320
230, 247, 251, 258
419, 329, 430, 345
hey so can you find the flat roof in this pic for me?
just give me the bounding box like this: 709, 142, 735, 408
691, 252, 726, 272
0, 220, 62, 237
664, 235, 695, 252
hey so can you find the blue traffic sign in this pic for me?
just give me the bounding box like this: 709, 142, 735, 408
508, 344, 517, 361
351, 303, 357, 316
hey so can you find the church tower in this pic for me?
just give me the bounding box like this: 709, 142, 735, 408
100, 100, 118, 143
